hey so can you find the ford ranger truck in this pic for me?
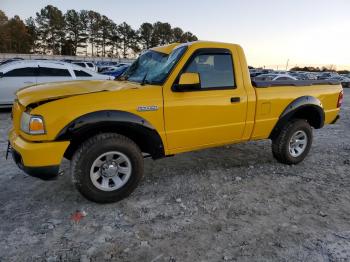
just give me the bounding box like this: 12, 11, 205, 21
8, 41, 343, 203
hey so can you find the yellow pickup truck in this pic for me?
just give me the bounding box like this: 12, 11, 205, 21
8, 41, 343, 203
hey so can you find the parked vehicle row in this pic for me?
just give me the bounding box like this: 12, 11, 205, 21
68, 61, 132, 78
66, 60, 132, 76
328, 76, 350, 88
71, 61, 98, 72
95, 61, 120, 70
253, 74, 297, 81
250, 68, 350, 88
289, 71, 318, 80
101, 64, 130, 78
0, 58, 132, 73
98, 63, 130, 72
0, 58, 135, 107
0, 60, 112, 107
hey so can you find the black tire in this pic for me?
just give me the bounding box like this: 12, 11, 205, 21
272, 119, 313, 165
71, 133, 144, 203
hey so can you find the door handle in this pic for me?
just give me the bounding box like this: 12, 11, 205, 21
230, 97, 240, 103
24, 81, 34, 84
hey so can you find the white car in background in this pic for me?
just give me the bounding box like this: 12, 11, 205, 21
72, 61, 98, 72
0, 60, 112, 107
254, 74, 298, 81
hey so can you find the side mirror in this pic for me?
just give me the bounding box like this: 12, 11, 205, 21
173, 72, 200, 91
0, 72, 3, 78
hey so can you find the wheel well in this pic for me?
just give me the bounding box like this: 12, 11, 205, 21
291, 106, 323, 129
63, 123, 165, 160
269, 105, 324, 139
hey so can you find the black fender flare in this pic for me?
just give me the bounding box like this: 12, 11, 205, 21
269, 96, 325, 139
56, 110, 165, 159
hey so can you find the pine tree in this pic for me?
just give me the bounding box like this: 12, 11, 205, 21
35, 5, 65, 54
6, 15, 32, 53
138, 23, 153, 50
118, 22, 139, 58
172, 27, 184, 42
25, 17, 38, 53
0, 10, 9, 52
98, 15, 113, 57
151, 22, 173, 46
87, 11, 101, 56
64, 9, 88, 55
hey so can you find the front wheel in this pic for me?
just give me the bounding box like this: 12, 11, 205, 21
71, 133, 144, 203
272, 119, 313, 165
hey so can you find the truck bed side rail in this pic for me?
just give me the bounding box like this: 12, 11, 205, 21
252, 80, 340, 88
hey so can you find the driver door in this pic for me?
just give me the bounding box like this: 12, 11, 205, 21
163, 48, 248, 152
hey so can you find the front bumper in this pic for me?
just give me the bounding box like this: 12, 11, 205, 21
9, 129, 70, 179
12, 149, 60, 180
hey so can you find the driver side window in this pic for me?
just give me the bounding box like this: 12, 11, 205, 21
184, 51, 235, 89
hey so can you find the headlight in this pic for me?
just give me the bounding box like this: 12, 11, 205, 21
20, 112, 46, 135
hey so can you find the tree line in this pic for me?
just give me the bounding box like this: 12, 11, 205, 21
0, 5, 198, 58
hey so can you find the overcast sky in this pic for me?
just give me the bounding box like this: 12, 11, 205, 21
2, 0, 350, 69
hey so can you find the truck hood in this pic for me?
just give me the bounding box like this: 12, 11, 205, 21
16, 80, 140, 107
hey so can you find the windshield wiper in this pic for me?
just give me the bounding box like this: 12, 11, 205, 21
141, 72, 149, 86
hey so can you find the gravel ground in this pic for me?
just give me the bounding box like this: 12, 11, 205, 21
0, 89, 349, 262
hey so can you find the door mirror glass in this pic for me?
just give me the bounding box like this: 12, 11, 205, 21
175, 72, 200, 91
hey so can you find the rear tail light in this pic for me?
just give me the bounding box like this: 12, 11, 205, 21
337, 90, 344, 108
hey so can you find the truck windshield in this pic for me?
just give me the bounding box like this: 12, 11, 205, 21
123, 46, 187, 85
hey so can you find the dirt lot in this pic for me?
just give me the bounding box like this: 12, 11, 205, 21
0, 89, 349, 262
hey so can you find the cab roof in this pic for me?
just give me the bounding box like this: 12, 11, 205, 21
150, 41, 241, 54
151, 43, 182, 54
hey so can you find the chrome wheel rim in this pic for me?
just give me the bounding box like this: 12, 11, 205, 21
289, 130, 308, 157
90, 151, 132, 191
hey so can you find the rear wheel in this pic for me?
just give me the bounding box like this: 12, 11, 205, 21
71, 133, 144, 203
272, 119, 313, 165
